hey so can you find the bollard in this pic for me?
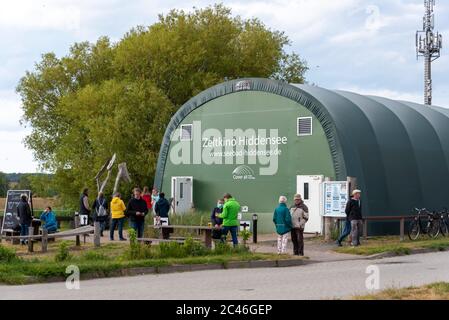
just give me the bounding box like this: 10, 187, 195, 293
41, 228, 48, 253
74, 212, 80, 246
94, 221, 101, 247
400, 218, 405, 241
252, 214, 258, 243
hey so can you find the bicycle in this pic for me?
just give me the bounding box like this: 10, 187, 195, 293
436, 208, 449, 237
408, 208, 439, 240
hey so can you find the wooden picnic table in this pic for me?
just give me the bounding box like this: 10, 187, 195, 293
148, 225, 215, 248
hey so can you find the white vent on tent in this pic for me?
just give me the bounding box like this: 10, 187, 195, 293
297, 117, 313, 136
180, 124, 193, 141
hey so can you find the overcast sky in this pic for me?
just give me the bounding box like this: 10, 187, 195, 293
1, 0, 448, 173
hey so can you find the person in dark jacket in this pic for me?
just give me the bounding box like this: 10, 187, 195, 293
346, 189, 363, 247
211, 199, 224, 240
155, 192, 171, 239
126, 187, 149, 238
79, 188, 91, 222
92, 192, 109, 237
290, 194, 309, 256
17, 194, 32, 245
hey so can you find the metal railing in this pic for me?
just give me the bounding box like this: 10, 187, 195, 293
332, 215, 415, 241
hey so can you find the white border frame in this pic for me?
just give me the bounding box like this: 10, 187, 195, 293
297, 116, 313, 136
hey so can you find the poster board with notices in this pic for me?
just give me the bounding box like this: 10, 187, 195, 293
322, 181, 349, 217
1, 190, 32, 233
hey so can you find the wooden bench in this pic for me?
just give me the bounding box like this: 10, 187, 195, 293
0, 229, 20, 245
148, 225, 215, 248
0, 225, 95, 253
136, 238, 186, 245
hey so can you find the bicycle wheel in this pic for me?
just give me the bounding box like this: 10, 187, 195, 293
428, 220, 440, 238
408, 219, 420, 240
441, 221, 449, 237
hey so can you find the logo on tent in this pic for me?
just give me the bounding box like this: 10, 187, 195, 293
232, 165, 256, 180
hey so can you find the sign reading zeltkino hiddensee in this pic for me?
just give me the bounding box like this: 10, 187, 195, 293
169, 121, 288, 176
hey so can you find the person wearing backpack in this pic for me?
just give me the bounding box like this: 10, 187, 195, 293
93, 192, 109, 237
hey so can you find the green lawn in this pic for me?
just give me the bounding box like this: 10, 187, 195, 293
354, 282, 449, 300
334, 236, 449, 256
0, 237, 294, 285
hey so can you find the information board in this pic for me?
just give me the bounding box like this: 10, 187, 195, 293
322, 182, 348, 217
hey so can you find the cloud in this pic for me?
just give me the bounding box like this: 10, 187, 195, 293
0, 0, 82, 31
227, 0, 361, 43
0, 90, 26, 132
337, 85, 423, 103
0, 130, 37, 173
1, 0, 449, 173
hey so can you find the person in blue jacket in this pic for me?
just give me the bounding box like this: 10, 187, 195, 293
40, 206, 58, 234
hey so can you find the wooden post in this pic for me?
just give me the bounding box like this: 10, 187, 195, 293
41, 228, 48, 253
400, 218, 405, 241
324, 217, 332, 241
74, 213, 80, 247
363, 219, 368, 240
28, 226, 34, 253
204, 229, 212, 249
94, 221, 101, 247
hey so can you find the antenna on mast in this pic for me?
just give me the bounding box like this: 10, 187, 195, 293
416, 0, 443, 106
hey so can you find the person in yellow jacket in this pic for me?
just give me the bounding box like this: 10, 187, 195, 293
110, 192, 126, 241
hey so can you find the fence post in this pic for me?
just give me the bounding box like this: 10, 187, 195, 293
74, 212, 80, 247
94, 221, 101, 247
363, 219, 368, 240
28, 226, 34, 253
41, 228, 48, 253
400, 218, 405, 241
324, 217, 332, 241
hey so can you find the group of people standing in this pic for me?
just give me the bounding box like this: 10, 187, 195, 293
16, 194, 58, 245
336, 189, 363, 247
210, 193, 241, 246
271, 189, 364, 255
79, 186, 171, 240
272, 194, 309, 256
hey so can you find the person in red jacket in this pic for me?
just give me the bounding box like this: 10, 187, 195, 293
142, 186, 152, 211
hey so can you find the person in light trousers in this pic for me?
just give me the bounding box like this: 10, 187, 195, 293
346, 189, 363, 247
273, 196, 292, 254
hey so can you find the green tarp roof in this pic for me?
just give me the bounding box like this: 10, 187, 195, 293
155, 78, 449, 216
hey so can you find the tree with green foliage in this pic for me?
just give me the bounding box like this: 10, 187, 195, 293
0, 172, 8, 197
17, 4, 308, 207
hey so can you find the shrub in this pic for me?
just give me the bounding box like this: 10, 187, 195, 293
54, 241, 72, 262
0, 245, 19, 263
81, 251, 110, 261
213, 242, 233, 255
126, 229, 154, 260
183, 238, 208, 257
158, 241, 187, 258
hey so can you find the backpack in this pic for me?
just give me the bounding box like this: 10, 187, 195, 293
96, 199, 107, 217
